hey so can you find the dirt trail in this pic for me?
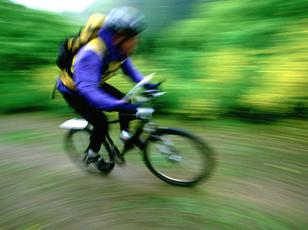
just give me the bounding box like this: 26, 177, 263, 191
0, 113, 307, 229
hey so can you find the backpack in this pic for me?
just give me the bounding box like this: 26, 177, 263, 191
55, 13, 107, 91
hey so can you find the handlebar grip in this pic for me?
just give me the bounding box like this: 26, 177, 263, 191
122, 73, 156, 101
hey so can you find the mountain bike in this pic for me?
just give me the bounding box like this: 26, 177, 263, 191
59, 74, 215, 187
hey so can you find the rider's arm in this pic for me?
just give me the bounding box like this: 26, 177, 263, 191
122, 58, 159, 89
74, 50, 136, 112
121, 58, 144, 83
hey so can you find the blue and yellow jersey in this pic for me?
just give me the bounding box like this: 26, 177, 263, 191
57, 26, 144, 111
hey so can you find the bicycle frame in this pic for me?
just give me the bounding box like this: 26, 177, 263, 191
60, 73, 163, 164
102, 117, 154, 165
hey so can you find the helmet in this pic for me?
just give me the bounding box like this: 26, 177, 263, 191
104, 7, 146, 37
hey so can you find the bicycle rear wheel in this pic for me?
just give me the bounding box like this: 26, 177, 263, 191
65, 129, 114, 174
144, 128, 215, 187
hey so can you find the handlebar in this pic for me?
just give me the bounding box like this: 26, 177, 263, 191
122, 73, 156, 102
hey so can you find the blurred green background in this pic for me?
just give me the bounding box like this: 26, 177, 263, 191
0, 1, 308, 229
0, 0, 307, 120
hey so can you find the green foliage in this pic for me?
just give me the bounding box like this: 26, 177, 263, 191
0, 0, 78, 70
152, 0, 308, 119
0, 0, 307, 120
0, 0, 78, 113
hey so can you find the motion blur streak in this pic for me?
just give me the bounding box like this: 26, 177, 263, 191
0, 114, 307, 229
0, 0, 307, 229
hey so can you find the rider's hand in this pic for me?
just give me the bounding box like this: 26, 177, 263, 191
136, 107, 154, 119
144, 82, 161, 90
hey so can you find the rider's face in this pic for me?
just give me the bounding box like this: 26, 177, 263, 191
114, 35, 139, 56
120, 36, 139, 56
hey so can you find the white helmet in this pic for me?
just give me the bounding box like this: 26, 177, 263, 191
105, 7, 146, 37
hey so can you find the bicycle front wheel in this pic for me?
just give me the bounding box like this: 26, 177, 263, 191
144, 128, 215, 187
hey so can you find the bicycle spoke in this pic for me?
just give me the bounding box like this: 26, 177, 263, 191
144, 128, 215, 186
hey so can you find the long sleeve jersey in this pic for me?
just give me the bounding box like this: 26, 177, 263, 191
57, 26, 144, 111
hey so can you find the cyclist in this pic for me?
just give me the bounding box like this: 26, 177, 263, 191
56, 7, 157, 162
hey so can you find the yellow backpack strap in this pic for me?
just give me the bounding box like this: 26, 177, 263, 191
84, 37, 107, 59
61, 37, 107, 91
60, 70, 76, 91
69, 37, 107, 77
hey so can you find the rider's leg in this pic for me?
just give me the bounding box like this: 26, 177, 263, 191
62, 93, 108, 153
100, 83, 135, 131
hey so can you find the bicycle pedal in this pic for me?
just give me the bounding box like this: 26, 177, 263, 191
84, 155, 100, 165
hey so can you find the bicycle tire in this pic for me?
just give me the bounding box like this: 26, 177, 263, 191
65, 128, 115, 174
143, 128, 215, 187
